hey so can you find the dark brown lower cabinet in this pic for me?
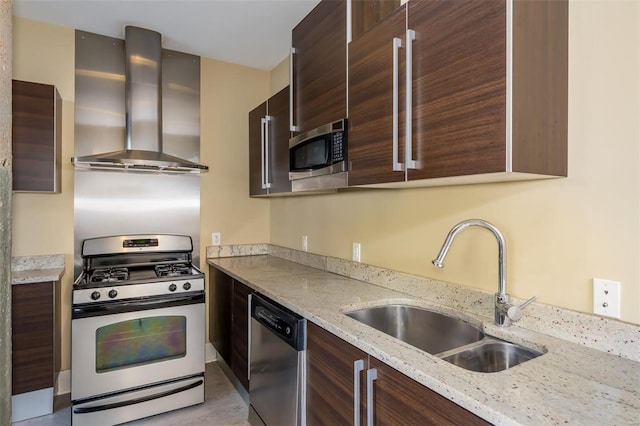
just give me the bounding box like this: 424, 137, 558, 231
306, 322, 490, 425
12, 282, 55, 395
231, 280, 252, 390
209, 266, 253, 392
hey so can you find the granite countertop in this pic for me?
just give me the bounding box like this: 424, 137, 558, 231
11, 254, 65, 285
207, 254, 640, 426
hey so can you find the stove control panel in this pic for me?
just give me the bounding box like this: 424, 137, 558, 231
73, 278, 205, 305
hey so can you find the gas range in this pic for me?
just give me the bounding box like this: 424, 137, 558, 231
73, 234, 205, 305
71, 234, 206, 425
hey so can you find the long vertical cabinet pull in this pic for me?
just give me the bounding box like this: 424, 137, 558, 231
366, 368, 378, 426
260, 117, 267, 189
392, 37, 404, 172
264, 116, 272, 189
353, 359, 365, 425
405, 29, 418, 170
247, 293, 252, 381
289, 47, 299, 132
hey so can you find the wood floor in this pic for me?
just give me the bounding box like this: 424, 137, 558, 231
13, 362, 250, 426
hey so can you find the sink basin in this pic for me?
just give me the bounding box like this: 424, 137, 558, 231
441, 340, 542, 373
346, 305, 484, 355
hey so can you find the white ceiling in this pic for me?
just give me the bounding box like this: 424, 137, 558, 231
13, 0, 321, 70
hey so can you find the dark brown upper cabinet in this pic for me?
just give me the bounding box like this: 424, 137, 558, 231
249, 86, 292, 197
351, 0, 401, 42
12, 80, 62, 193
348, 0, 568, 187
291, 0, 347, 134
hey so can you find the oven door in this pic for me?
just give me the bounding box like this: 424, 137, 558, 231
71, 293, 204, 400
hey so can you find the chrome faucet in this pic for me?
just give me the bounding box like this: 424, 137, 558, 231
432, 219, 536, 327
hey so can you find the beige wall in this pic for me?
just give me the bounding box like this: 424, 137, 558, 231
11, 17, 272, 371
269, 1, 640, 325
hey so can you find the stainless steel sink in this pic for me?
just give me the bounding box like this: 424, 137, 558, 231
345, 304, 543, 372
441, 340, 542, 373
346, 305, 485, 355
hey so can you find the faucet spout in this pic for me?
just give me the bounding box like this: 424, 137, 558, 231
432, 219, 506, 295
432, 219, 511, 326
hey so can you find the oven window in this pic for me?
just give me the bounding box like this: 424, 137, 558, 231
95, 316, 186, 373
292, 137, 329, 170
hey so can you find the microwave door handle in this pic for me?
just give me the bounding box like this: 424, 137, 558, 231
405, 29, 418, 170
265, 116, 272, 189
392, 37, 404, 172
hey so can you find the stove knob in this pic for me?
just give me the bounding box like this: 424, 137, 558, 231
108, 289, 118, 299
169, 283, 177, 292
183, 282, 192, 291
91, 291, 101, 301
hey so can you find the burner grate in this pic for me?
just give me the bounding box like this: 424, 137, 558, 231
155, 263, 192, 278
90, 267, 129, 283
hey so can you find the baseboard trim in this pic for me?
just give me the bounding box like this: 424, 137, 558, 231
55, 369, 70, 396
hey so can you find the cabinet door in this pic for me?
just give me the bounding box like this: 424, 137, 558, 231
265, 86, 292, 195
348, 5, 407, 186
231, 281, 253, 391
292, 0, 346, 133
209, 267, 233, 364
369, 357, 490, 425
12, 80, 62, 192
306, 322, 368, 426
407, 1, 506, 180
351, 0, 401, 41
249, 102, 268, 196
12, 282, 54, 395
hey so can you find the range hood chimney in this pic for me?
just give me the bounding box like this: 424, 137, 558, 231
72, 26, 208, 174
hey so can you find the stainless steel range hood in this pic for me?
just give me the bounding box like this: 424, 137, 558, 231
72, 26, 208, 174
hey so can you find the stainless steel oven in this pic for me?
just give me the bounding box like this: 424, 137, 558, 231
71, 234, 205, 425
289, 119, 348, 192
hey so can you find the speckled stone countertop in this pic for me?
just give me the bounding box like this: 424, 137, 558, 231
207, 253, 640, 426
11, 254, 65, 285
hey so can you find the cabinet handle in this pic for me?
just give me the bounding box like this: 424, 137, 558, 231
353, 359, 365, 425
264, 116, 272, 189
247, 293, 252, 381
366, 368, 377, 426
260, 117, 267, 189
392, 37, 404, 172
289, 47, 299, 132
405, 29, 418, 170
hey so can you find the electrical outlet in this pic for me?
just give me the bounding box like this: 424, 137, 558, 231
593, 278, 621, 318
352, 242, 361, 262
302, 235, 308, 252
212, 232, 221, 246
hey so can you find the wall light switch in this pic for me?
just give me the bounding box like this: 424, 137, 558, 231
352, 242, 361, 262
593, 278, 621, 318
302, 235, 308, 252
212, 232, 221, 246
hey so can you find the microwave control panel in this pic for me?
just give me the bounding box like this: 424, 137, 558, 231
332, 132, 346, 164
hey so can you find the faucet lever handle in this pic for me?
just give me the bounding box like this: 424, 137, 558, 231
507, 296, 537, 322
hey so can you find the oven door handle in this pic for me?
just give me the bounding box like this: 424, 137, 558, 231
72, 293, 205, 319
73, 378, 204, 414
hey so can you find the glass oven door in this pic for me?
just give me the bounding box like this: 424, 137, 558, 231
71, 295, 204, 400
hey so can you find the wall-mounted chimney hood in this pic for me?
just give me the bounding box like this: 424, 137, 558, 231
72, 26, 208, 174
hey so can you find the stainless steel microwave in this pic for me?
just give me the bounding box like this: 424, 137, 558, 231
289, 119, 348, 192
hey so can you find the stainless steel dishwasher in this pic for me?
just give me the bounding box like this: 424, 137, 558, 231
248, 293, 306, 426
